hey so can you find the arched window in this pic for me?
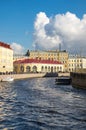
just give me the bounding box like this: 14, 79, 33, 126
26, 66, 31, 73
48, 66, 50, 72
51, 67, 53, 72
60, 66, 62, 71
57, 67, 59, 72
20, 66, 24, 73
32, 66, 37, 73
45, 66, 47, 72
41, 66, 44, 72
54, 66, 56, 72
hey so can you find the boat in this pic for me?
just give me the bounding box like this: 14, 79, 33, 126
1, 77, 14, 82
55, 76, 71, 85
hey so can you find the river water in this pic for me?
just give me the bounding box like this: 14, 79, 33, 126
0, 77, 86, 130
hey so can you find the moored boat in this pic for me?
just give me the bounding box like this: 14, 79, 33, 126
1, 77, 14, 82
55, 76, 71, 85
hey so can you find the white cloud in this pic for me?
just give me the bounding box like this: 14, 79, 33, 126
11, 42, 25, 54
33, 12, 86, 55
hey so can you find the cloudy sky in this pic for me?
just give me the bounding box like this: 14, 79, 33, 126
0, 0, 86, 55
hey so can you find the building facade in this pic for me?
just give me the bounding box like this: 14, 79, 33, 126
0, 42, 13, 73
13, 54, 28, 61
29, 50, 68, 72
14, 59, 64, 73
68, 55, 86, 72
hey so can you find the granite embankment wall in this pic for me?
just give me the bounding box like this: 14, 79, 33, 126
0, 73, 46, 81
71, 72, 86, 89
0, 72, 70, 82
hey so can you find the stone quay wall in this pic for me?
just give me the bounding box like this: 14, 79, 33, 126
0, 72, 70, 82
71, 72, 86, 89
0, 73, 46, 81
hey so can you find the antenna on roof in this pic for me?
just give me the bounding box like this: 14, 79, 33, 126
59, 43, 61, 52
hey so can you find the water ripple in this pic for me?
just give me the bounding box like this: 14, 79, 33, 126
0, 78, 86, 130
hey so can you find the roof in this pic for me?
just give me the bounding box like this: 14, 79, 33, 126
30, 50, 59, 53
0, 41, 12, 50
14, 58, 62, 65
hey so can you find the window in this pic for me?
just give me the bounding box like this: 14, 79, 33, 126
45, 66, 47, 72
20, 66, 24, 73
26, 66, 31, 73
54, 67, 56, 72
32, 66, 37, 73
41, 66, 44, 72
51, 67, 53, 72
48, 66, 50, 72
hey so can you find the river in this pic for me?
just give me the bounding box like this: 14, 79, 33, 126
0, 77, 86, 130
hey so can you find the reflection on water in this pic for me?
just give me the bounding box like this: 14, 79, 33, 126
0, 78, 86, 130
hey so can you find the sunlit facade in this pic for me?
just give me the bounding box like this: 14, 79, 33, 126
0, 42, 13, 73
29, 50, 68, 72
14, 59, 64, 73
68, 55, 86, 72
13, 54, 28, 61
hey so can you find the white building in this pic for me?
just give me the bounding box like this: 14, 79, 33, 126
68, 55, 86, 72
0, 42, 13, 73
14, 59, 64, 73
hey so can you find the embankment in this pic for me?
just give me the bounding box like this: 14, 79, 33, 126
0, 72, 70, 82
71, 72, 86, 89
0, 73, 46, 81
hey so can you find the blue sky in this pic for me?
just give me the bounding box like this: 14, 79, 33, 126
0, 0, 86, 54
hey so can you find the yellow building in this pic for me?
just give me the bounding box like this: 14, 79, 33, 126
58, 51, 68, 72
29, 50, 59, 60
68, 55, 86, 72
13, 54, 28, 61
29, 50, 68, 72
0, 42, 13, 73
14, 59, 64, 73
